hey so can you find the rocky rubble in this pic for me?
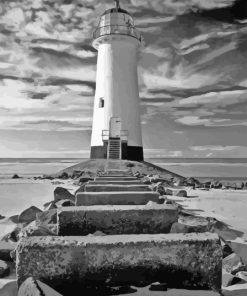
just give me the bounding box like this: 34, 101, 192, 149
2, 166, 247, 295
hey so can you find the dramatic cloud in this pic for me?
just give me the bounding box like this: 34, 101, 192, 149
1, 0, 247, 157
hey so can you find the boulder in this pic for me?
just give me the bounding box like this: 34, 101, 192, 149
36, 209, 57, 225
58, 172, 69, 180
223, 244, 234, 258
165, 188, 173, 195
170, 215, 209, 233
54, 187, 75, 203
18, 277, 62, 296
174, 190, 187, 197
222, 283, 247, 296
43, 201, 57, 211
55, 199, 75, 208
18, 206, 42, 224
223, 253, 245, 274
0, 242, 16, 261
12, 174, 20, 179
0, 215, 5, 220
235, 271, 247, 283
18, 221, 57, 239
0, 260, 10, 278
1, 226, 22, 243
208, 219, 244, 241
228, 239, 247, 266
222, 268, 234, 287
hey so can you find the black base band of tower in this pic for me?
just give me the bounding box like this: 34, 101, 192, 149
90, 145, 144, 161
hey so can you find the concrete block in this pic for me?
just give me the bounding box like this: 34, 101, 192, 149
16, 233, 222, 293
57, 204, 178, 235
84, 184, 151, 192
94, 177, 138, 181
88, 180, 141, 185
75, 191, 160, 206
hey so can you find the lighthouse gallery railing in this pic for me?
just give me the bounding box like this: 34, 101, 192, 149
102, 130, 128, 141
93, 25, 142, 42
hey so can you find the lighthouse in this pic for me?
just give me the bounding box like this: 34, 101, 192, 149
90, 0, 144, 161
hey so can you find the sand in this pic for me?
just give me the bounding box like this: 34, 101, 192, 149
169, 188, 247, 239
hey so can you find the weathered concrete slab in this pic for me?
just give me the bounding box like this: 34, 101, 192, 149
75, 191, 160, 206
84, 184, 151, 192
16, 233, 222, 293
88, 180, 142, 185
57, 204, 178, 235
94, 177, 138, 181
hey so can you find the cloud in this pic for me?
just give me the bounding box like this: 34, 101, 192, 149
190, 145, 240, 151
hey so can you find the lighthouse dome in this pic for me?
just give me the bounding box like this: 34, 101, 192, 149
93, 2, 142, 44
101, 7, 130, 16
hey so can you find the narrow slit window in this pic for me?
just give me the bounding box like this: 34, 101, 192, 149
99, 98, 104, 108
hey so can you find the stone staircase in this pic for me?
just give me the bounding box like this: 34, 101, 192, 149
16, 169, 222, 295
107, 138, 121, 159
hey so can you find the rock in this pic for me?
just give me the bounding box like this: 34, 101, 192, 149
222, 283, 247, 296
54, 187, 75, 203
0, 279, 17, 296
208, 219, 244, 241
90, 231, 107, 236
174, 190, 187, 197
12, 174, 20, 179
0, 260, 10, 278
18, 206, 42, 224
223, 253, 244, 274
0, 242, 16, 261
235, 271, 247, 282
58, 172, 69, 180
71, 170, 83, 179
18, 277, 62, 296
55, 199, 75, 207
1, 226, 22, 243
228, 239, 247, 266
43, 201, 57, 211
222, 268, 235, 287
223, 244, 234, 258
9, 215, 19, 223
36, 209, 57, 225
18, 221, 57, 239
149, 282, 167, 291
0, 215, 5, 220
170, 216, 209, 233
165, 188, 173, 195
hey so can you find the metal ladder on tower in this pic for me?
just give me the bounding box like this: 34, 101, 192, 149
107, 138, 121, 159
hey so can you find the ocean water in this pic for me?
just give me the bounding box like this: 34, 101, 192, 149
0, 158, 247, 179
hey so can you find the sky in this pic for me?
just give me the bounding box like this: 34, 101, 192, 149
0, 0, 247, 158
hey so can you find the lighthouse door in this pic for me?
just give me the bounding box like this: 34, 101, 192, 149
110, 117, 121, 138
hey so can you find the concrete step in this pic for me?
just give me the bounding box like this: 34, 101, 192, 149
88, 180, 142, 185
106, 169, 131, 173
94, 177, 138, 181
16, 233, 222, 293
84, 184, 151, 192
75, 191, 160, 206
57, 204, 178, 236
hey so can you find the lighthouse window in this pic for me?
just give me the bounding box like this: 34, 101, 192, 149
99, 98, 104, 108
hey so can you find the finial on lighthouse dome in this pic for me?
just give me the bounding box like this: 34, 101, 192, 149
115, 0, 120, 10
92, 0, 143, 49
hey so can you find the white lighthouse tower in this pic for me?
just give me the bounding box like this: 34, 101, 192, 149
90, 0, 143, 161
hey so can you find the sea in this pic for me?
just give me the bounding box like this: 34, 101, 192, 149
1, 158, 247, 180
